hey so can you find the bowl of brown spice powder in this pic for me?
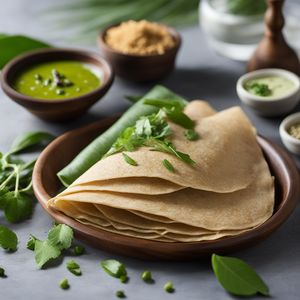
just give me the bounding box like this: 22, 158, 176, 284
97, 20, 181, 82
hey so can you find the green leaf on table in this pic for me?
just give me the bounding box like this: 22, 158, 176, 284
0, 225, 18, 251
66, 259, 82, 276
100, 259, 127, 279
0, 35, 50, 69
211, 254, 269, 297
34, 239, 61, 268
9, 131, 55, 154
4, 192, 33, 223
47, 224, 74, 251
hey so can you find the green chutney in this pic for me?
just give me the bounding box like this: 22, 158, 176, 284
245, 75, 296, 98
13, 61, 101, 100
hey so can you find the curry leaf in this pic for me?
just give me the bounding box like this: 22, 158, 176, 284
0, 225, 18, 251
0, 35, 50, 69
9, 131, 55, 154
211, 254, 269, 297
101, 259, 127, 279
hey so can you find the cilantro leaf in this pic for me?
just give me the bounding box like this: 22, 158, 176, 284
32, 224, 74, 268
47, 224, 73, 251
66, 259, 82, 276
34, 239, 61, 268
4, 192, 33, 223
0, 225, 18, 251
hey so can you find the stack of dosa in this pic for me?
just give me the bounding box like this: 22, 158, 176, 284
48, 101, 274, 242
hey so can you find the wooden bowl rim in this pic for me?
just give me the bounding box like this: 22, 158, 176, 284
33, 116, 300, 254
0, 48, 114, 105
97, 22, 182, 59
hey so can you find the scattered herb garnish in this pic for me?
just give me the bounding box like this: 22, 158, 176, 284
144, 98, 194, 129
59, 278, 70, 290
0, 225, 18, 252
246, 82, 272, 97
101, 259, 127, 279
32, 224, 74, 268
0, 267, 6, 278
66, 260, 82, 276
105, 108, 195, 166
116, 290, 126, 298
164, 281, 175, 293
211, 254, 269, 297
184, 129, 199, 141
27, 234, 38, 251
120, 274, 128, 284
122, 153, 138, 166
141, 270, 153, 283
0, 131, 54, 223
162, 159, 175, 173
73, 245, 85, 256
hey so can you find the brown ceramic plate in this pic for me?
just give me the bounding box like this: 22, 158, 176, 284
33, 116, 300, 260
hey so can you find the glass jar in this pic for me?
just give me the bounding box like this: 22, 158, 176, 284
199, 0, 300, 61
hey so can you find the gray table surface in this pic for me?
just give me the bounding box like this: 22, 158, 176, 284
0, 1, 300, 299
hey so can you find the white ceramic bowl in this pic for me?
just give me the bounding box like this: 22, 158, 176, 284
237, 69, 300, 117
279, 112, 300, 155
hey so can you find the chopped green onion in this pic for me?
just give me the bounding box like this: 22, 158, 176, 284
184, 129, 199, 141
120, 274, 128, 283
122, 153, 138, 166
116, 290, 126, 298
59, 278, 70, 290
141, 270, 153, 283
164, 281, 174, 293
162, 159, 175, 173
27, 235, 38, 251
0, 267, 6, 278
66, 259, 81, 276
73, 245, 85, 256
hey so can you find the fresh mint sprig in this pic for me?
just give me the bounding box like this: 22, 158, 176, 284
0, 131, 54, 223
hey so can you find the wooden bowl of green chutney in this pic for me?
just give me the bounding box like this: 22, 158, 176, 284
0, 48, 114, 122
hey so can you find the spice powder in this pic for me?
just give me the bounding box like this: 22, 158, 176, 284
105, 20, 176, 55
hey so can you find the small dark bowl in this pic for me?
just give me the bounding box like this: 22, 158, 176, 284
97, 23, 181, 82
0, 48, 114, 122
